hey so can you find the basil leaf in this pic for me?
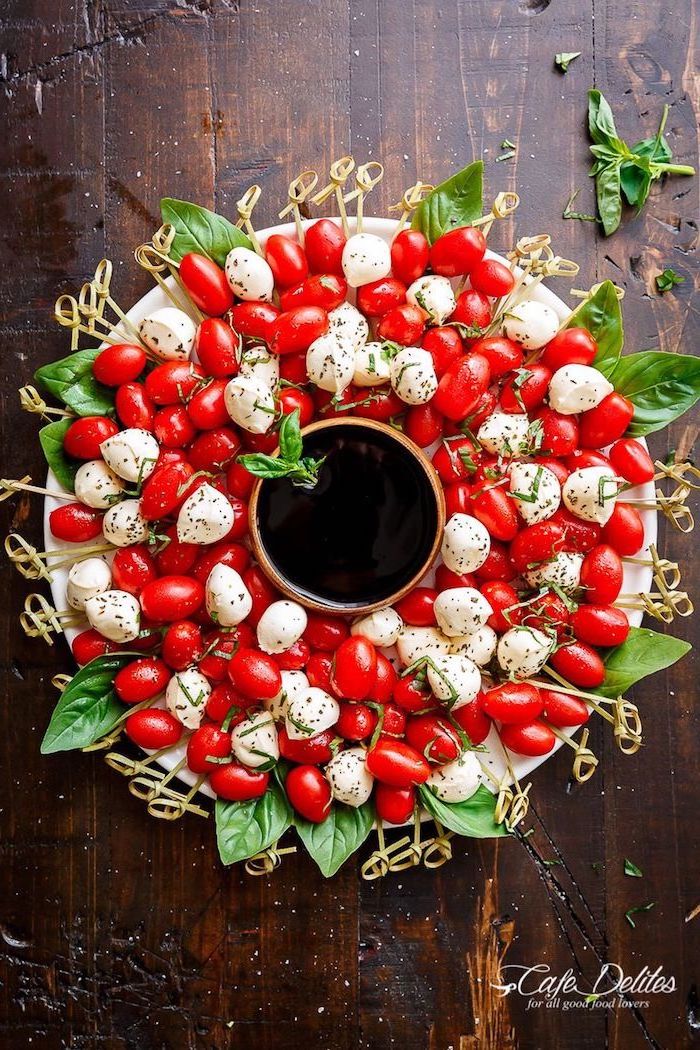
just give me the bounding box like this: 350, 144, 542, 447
595, 160, 623, 236
419, 783, 507, 839
411, 161, 483, 244
238, 453, 294, 479
565, 280, 623, 378
39, 419, 77, 492
608, 350, 700, 436
35, 348, 101, 403
160, 198, 252, 266
591, 627, 691, 699
215, 781, 293, 866
41, 654, 132, 753
278, 409, 302, 463
588, 90, 626, 152
295, 801, 374, 877
61, 373, 115, 417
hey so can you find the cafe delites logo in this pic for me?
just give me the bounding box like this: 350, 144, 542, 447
491, 963, 676, 1011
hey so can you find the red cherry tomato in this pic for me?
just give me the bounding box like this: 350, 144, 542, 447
432, 353, 490, 421
145, 361, 203, 405
469, 335, 522, 378
125, 709, 183, 749
608, 439, 655, 485
352, 387, 404, 423
265, 233, 308, 288
285, 765, 332, 823
115, 658, 171, 704
429, 226, 486, 278
500, 364, 552, 414
49, 503, 103, 542
154, 404, 196, 448
451, 289, 492, 337
571, 604, 630, 647
500, 720, 555, 757
474, 540, 516, 583
111, 545, 158, 595
140, 461, 194, 521
579, 393, 634, 449
192, 542, 249, 586
63, 416, 119, 460
154, 527, 198, 576
550, 641, 606, 688
392, 672, 436, 713
356, 276, 407, 317
199, 629, 253, 683
535, 408, 580, 456
272, 638, 310, 671
444, 480, 472, 518
304, 218, 346, 276
162, 620, 204, 671
421, 326, 464, 378
242, 565, 279, 627
336, 701, 377, 741
92, 344, 146, 386
280, 273, 347, 313
509, 521, 565, 574
368, 653, 397, 704
394, 587, 437, 627
435, 565, 476, 591
467, 389, 498, 428
270, 306, 329, 355
405, 713, 461, 762
377, 303, 427, 345
535, 455, 569, 488
580, 544, 623, 604
522, 590, 571, 641
179, 253, 234, 316
209, 763, 269, 801
601, 503, 645, 556
471, 485, 519, 542
229, 300, 280, 342
71, 628, 119, 665
278, 726, 335, 765
115, 382, 155, 430
189, 427, 240, 473
187, 377, 230, 430
390, 229, 429, 284
366, 738, 430, 787
452, 695, 492, 745
303, 614, 349, 652
186, 723, 232, 774
550, 507, 601, 554
481, 580, 521, 633
481, 683, 544, 725
540, 327, 598, 371
469, 257, 515, 297
204, 682, 247, 723
565, 449, 611, 472
194, 317, 240, 378
278, 387, 314, 428
375, 783, 415, 825
541, 689, 590, 728
404, 403, 444, 447
332, 636, 377, 700
140, 576, 205, 622
226, 459, 256, 500
227, 647, 281, 700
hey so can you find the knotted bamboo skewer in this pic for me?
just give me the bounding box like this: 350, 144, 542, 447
343, 161, 384, 234
6, 533, 114, 582
134, 226, 203, 322
388, 180, 434, 237
236, 185, 264, 254
311, 156, 356, 235
19, 386, 74, 420
278, 170, 319, 245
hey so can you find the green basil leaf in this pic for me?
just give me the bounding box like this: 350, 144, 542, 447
419, 783, 507, 839
39, 419, 77, 492
411, 161, 483, 244
34, 348, 101, 403
238, 453, 294, 479
608, 350, 700, 436
41, 654, 133, 753
215, 780, 293, 865
595, 160, 623, 236
588, 90, 625, 151
160, 198, 252, 267
278, 408, 302, 463
620, 162, 652, 208
565, 280, 623, 378
591, 627, 691, 699
61, 373, 115, 417
295, 801, 374, 877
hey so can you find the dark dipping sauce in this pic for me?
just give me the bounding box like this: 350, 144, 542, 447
255, 423, 440, 610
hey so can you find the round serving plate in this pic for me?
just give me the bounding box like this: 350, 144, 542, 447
43, 216, 657, 806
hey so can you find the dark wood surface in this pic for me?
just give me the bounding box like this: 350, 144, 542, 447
0, 2, 698, 1047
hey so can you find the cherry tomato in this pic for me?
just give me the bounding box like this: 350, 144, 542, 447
209, 763, 269, 801
535, 408, 580, 456
271, 637, 310, 672
336, 701, 377, 741
377, 303, 427, 345
469, 335, 522, 378
394, 587, 437, 627
304, 218, 346, 276
115, 657, 171, 704
469, 257, 515, 297
229, 300, 280, 342
451, 289, 492, 337
205, 682, 244, 723
535, 455, 569, 488
304, 614, 349, 651
571, 604, 630, 647
187, 378, 229, 430
356, 276, 406, 317
145, 361, 203, 405
452, 695, 492, 745
550, 640, 605, 688
270, 306, 329, 355
522, 590, 571, 642
500, 364, 552, 414
227, 647, 281, 700
580, 544, 623, 604
332, 636, 377, 700
278, 351, 309, 386
278, 387, 314, 428
140, 461, 194, 521
375, 783, 415, 825
481, 580, 521, 633
71, 628, 119, 665
49, 503, 103, 542
111, 545, 158, 595
421, 326, 463, 378
194, 317, 240, 378
280, 273, 348, 313
125, 708, 183, 749
186, 723, 232, 774
432, 353, 490, 421
162, 620, 204, 671
429, 225, 486, 278
366, 738, 430, 787
278, 726, 335, 765
140, 575, 205, 622
226, 459, 256, 500
550, 507, 602, 554
153, 526, 197, 576
500, 720, 555, 757
92, 344, 146, 386
509, 521, 565, 574
115, 382, 155, 430
63, 416, 119, 460
189, 427, 240, 473
368, 653, 397, 704
405, 713, 461, 762
265, 233, 308, 288
390, 228, 430, 284
609, 439, 655, 485
481, 683, 544, 725
154, 404, 196, 448
579, 392, 634, 449
540, 327, 598, 371
285, 765, 332, 823
199, 627, 254, 683
434, 565, 476, 591
179, 253, 234, 316
404, 403, 444, 447
242, 565, 279, 627
466, 389, 498, 428
474, 540, 516, 583
471, 485, 519, 542
444, 480, 472, 518
565, 449, 611, 472
541, 689, 590, 728
601, 503, 645, 556
352, 388, 404, 423
392, 672, 436, 713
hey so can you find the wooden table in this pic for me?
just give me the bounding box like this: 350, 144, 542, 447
0, 2, 697, 1047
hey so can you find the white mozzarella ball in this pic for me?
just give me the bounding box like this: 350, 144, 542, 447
396, 626, 451, 668
231, 711, 279, 768
427, 653, 481, 711
225, 246, 274, 302
502, 300, 559, 350
84, 589, 140, 643
497, 626, 554, 679
342, 233, 391, 288
390, 346, 438, 405
434, 588, 493, 638
509, 462, 561, 525
524, 552, 584, 593
139, 307, 196, 361
100, 428, 159, 484
102, 499, 149, 547
351, 607, 403, 648
205, 564, 252, 627
224, 374, 275, 434
441, 514, 491, 574
449, 626, 498, 667
240, 345, 279, 388
325, 747, 374, 807
477, 412, 531, 457
257, 600, 308, 654
426, 751, 481, 803
265, 669, 309, 721
177, 483, 234, 545
66, 558, 112, 611
354, 341, 391, 387
549, 364, 614, 415
285, 686, 340, 741
165, 667, 211, 729
74, 459, 125, 510
328, 301, 369, 350
562, 466, 620, 525
306, 333, 355, 393
406, 275, 456, 325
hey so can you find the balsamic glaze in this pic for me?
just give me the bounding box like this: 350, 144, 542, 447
256, 424, 439, 609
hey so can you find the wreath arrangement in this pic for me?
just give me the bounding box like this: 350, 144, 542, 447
5, 159, 699, 878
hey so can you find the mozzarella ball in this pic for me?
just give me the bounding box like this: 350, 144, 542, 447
351, 607, 403, 648
177, 483, 235, 545
285, 686, 340, 741
231, 711, 279, 768
225, 246, 274, 302
427, 653, 481, 711
477, 412, 530, 457
257, 600, 308, 654
100, 428, 159, 484
549, 364, 614, 415
205, 564, 252, 627
509, 462, 561, 525
165, 666, 211, 729
224, 374, 275, 434
354, 341, 391, 387
426, 751, 480, 803
306, 332, 355, 394
441, 513, 491, 574
503, 300, 559, 350
66, 557, 112, 611
406, 275, 456, 325
449, 625, 498, 667
74, 459, 125, 510
396, 626, 451, 668
497, 626, 554, 679
342, 233, 391, 288
524, 551, 583, 593
102, 499, 149, 547
434, 588, 493, 638
139, 307, 196, 361
328, 301, 369, 350
84, 589, 140, 643
390, 346, 438, 405
240, 345, 279, 388
562, 466, 620, 525
265, 669, 309, 721
325, 747, 374, 807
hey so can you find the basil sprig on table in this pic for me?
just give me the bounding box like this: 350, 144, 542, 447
160, 198, 252, 266
41, 654, 135, 754
215, 781, 293, 866
294, 800, 375, 878
419, 784, 507, 839
239, 409, 325, 488
39, 418, 78, 492
35, 347, 115, 417
411, 161, 483, 244
590, 627, 691, 700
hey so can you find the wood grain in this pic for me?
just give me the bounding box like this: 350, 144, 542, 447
0, 1, 697, 1047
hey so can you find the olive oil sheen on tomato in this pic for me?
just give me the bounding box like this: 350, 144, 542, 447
256, 424, 439, 609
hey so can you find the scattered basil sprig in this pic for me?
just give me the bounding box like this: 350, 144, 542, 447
555, 52, 581, 73
215, 781, 293, 866
35, 348, 115, 417
39, 418, 78, 492
624, 858, 643, 878
411, 161, 483, 244
656, 268, 684, 293
295, 800, 375, 878
239, 409, 325, 488
160, 197, 252, 266
591, 627, 691, 699
625, 901, 655, 928
41, 654, 134, 753
418, 783, 508, 839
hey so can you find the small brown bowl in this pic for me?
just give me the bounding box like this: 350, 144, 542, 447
248, 416, 445, 616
